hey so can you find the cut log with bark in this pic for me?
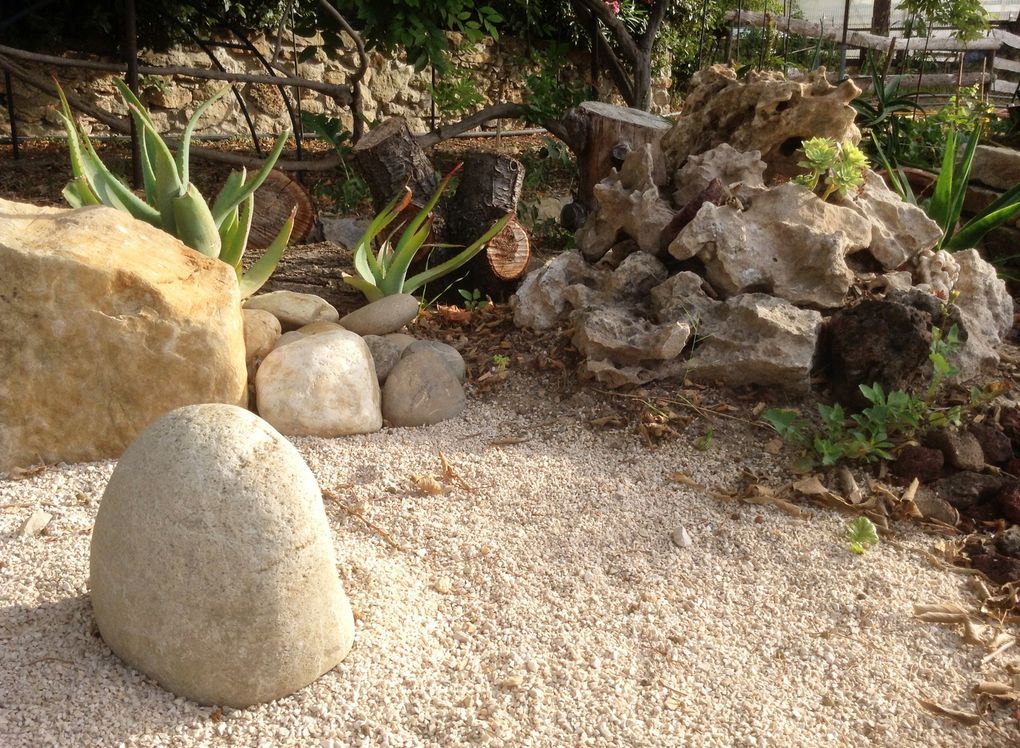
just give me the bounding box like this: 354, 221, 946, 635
351, 117, 438, 209
485, 218, 532, 281
562, 101, 672, 212
249, 170, 317, 250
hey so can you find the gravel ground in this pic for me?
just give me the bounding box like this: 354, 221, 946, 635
1, 374, 1018, 747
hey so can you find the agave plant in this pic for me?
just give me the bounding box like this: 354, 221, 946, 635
343, 165, 511, 302
55, 78, 293, 298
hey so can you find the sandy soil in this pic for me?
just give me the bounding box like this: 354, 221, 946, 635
1, 374, 1018, 747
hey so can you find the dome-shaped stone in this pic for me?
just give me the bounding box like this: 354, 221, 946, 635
89, 403, 354, 708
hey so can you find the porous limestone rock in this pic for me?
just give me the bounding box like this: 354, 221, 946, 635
382, 350, 466, 426
243, 309, 282, 380
670, 182, 870, 308
650, 271, 721, 326
89, 403, 355, 708
243, 290, 339, 330
511, 251, 605, 331
0, 200, 247, 474
836, 170, 942, 270
685, 294, 822, 390
255, 329, 382, 436
952, 249, 1014, 378
575, 145, 677, 261
912, 248, 961, 299
672, 143, 767, 208
971, 145, 1020, 191
339, 294, 419, 336
572, 307, 691, 387
661, 65, 860, 179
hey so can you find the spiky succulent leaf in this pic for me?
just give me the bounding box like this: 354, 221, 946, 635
342, 272, 386, 302
403, 213, 511, 295
62, 177, 100, 207
176, 86, 230, 189
210, 130, 290, 227
238, 207, 293, 299
172, 182, 221, 257
219, 193, 254, 269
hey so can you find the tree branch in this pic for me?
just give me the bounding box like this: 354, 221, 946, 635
0, 43, 351, 103
315, 0, 369, 141
415, 101, 528, 148
569, 0, 635, 106
571, 0, 641, 64
0, 52, 342, 172
639, 0, 670, 54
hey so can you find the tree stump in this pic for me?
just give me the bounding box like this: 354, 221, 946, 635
249, 170, 317, 250
562, 101, 672, 212
351, 117, 438, 209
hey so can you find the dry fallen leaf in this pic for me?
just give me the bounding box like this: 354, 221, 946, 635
438, 451, 472, 491
764, 437, 784, 455
917, 698, 981, 725
668, 471, 706, 490
792, 476, 829, 496
410, 474, 444, 495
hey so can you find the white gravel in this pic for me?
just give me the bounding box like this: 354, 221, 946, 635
2, 374, 1018, 747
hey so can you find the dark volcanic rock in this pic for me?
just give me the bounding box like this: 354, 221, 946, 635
933, 471, 1006, 509
970, 552, 1020, 585
821, 299, 933, 410
923, 428, 986, 472
995, 482, 1020, 524
891, 445, 944, 483
968, 423, 1013, 466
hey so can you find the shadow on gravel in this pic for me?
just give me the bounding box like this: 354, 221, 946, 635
0, 594, 214, 746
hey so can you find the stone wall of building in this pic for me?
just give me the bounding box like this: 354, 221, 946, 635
1, 33, 672, 140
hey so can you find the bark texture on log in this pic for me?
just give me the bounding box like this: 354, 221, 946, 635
563, 101, 672, 211
252, 242, 366, 315
352, 117, 438, 209
446, 153, 525, 245
485, 218, 532, 281
249, 170, 317, 250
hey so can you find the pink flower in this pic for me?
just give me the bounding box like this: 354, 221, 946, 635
606, 0, 621, 13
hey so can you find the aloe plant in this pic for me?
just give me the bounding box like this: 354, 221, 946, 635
55, 78, 292, 298
343, 165, 511, 302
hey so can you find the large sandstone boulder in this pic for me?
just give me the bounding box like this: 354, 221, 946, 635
0, 199, 247, 474
90, 404, 355, 708
255, 329, 382, 436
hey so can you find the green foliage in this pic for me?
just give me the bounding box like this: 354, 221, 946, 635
430, 62, 487, 120
458, 288, 490, 311
521, 44, 589, 125
492, 353, 510, 369
694, 429, 716, 452
301, 113, 370, 213
343, 166, 511, 301
56, 78, 291, 299
762, 326, 963, 468
794, 138, 869, 201
846, 516, 880, 555
897, 0, 989, 42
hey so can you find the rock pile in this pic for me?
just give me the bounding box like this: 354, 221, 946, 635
244, 291, 467, 433
513, 66, 1013, 393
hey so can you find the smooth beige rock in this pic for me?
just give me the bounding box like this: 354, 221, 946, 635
244, 290, 339, 330
90, 403, 354, 708
242, 309, 281, 380
339, 294, 420, 336
256, 329, 382, 436
297, 320, 346, 335
971, 145, 1020, 191
382, 350, 466, 427
403, 340, 467, 383
0, 200, 247, 473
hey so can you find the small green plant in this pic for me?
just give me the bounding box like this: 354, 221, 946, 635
694, 429, 715, 452
302, 113, 370, 213
492, 353, 510, 370
343, 165, 510, 302
458, 288, 489, 311
874, 122, 1020, 252
846, 516, 880, 555
794, 137, 869, 200
430, 60, 486, 120
56, 78, 292, 298
763, 325, 962, 467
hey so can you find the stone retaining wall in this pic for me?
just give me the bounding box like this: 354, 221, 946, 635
2, 33, 672, 140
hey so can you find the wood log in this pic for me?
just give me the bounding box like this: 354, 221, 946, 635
249, 170, 317, 249
351, 116, 438, 210
561, 101, 672, 211
250, 242, 366, 316
446, 153, 524, 245
485, 217, 531, 281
